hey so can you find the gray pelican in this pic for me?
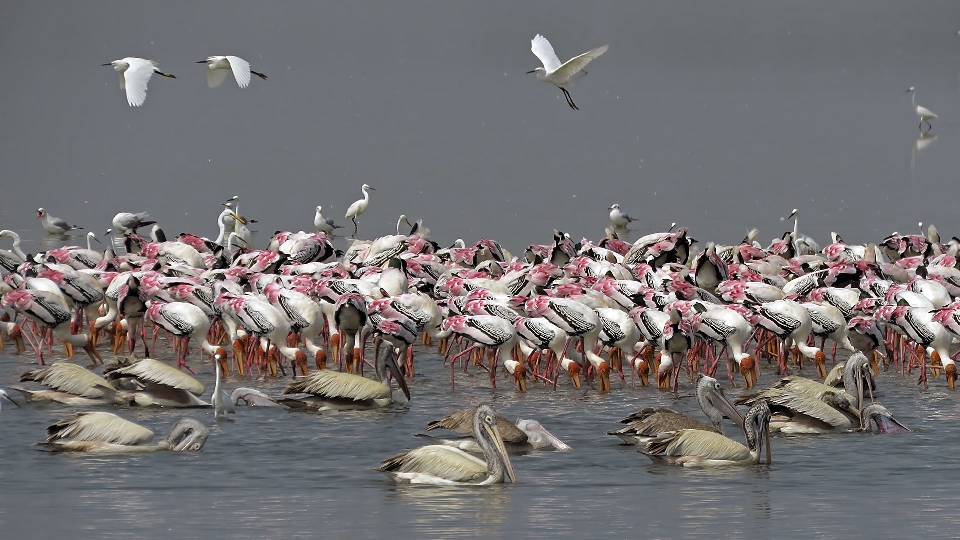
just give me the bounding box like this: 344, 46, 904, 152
39, 412, 208, 453
13, 362, 126, 406
736, 352, 872, 434
643, 401, 773, 467
859, 403, 910, 434
230, 387, 283, 407
280, 346, 410, 410
416, 417, 571, 453
103, 358, 209, 407
609, 374, 744, 445
0, 389, 20, 409
425, 407, 528, 445
377, 404, 517, 485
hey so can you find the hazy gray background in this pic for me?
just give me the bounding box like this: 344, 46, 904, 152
2, 1, 960, 254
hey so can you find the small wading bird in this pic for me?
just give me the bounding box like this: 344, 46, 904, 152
345, 184, 375, 237
197, 55, 267, 89
377, 404, 517, 485
527, 34, 608, 110
102, 57, 176, 107
906, 86, 937, 132
37, 208, 82, 235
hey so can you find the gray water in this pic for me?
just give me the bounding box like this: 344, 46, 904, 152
4, 1, 960, 538
1, 345, 958, 539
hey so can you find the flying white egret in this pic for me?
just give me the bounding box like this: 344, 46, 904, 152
102, 57, 176, 107
345, 184, 375, 236
197, 55, 268, 89
905, 86, 937, 132
526, 34, 608, 110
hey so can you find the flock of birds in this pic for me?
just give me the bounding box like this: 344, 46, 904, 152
0, 188, 947, 484
103, 35, 610, 110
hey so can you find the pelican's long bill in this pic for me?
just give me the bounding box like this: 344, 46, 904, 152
705, 385, 745, 431
484, 421, 517, 483
384, 349, 411, 401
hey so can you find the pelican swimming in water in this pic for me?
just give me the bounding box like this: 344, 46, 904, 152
377, 404, 518, 485
12, 362, 125, 406
643, 401, 773, 467
736, 352, 872, 434
230, 387, 283, 407
416, 416, 571, 453
280, 345, 410, 410
609, 374, 744, 445
425, 407, 529, 445
858, 403, 910, 434
38, 412, 208, 453
102, 358, 209, 407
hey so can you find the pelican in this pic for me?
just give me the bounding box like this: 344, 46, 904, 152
377, 404, 517, 485
230, 387, 283, 407
344, 184, 375, 236
39, 412, 208, 453
425, 407, 529, 445
0, 389, 20, 410
279, 345, 410, 410
609, 374, 744, 445
643, 401, 773, 467
417, 417, 570, 453
859, 403, 910, 434
103, 358, 209, 407
14, 362, 126, 405
736, 352, 872, 434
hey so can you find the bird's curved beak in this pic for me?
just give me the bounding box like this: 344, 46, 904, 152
598, 362, 611, 394
526, 69, 537, 74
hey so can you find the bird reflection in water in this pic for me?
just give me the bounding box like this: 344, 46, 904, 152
911, 131, 938, 171
384, 483, 511, 531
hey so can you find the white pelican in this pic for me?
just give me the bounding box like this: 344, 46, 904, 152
377, 404, 517, 485
37, 208, 82, 234
279, 346, 410, 411
230, 387, 283, 407
102, 57, 176, 107
643, 401, 772, 467
39, 412, 208, 453
609, 374, 744, 445
197, 55, 267, 88
526, 34, 608, 110
344, 184, 375, 236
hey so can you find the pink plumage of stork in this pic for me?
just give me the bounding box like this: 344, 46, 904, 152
513, 315, 581, 388
441, 314, 518, 390
144, 301, 218, 373
215, 291, 307, 377
1, 288, 103, 366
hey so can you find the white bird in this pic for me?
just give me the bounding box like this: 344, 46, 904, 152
314, 205, 343, 235
344, 184, 375, 236
102, 57, 176, 107
0, 389, 20, 410
526, 34, 609, 110
906, 86, 937, 132
607, 204, 636, 228
37, 208, 82, 235
112, 212, 156, 233
211, 354, 235, 419
197, 55, 267, 89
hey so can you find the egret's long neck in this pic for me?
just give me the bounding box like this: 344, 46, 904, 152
215, 211, 229, 245
227, 232, 239, 253
11, 233, 26, 260
911, 92, 916, 107
362, 187, 370, 204
86, 235, 94, 251
214, 362, 222, 396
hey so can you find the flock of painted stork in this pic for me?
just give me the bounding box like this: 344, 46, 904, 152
0, 200, 949, 483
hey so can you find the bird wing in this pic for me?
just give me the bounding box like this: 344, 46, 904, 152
531, 34, 562, 72
45, 412, 154, 445
648, 429, 750, 461
553, 44, 609, 83
123, 59, 155, 107
108, 358, 205, 396
21, 363, 114, 398
225, 56, 252, 88
378, 445, 488, 482
737, 377, 851, 427
282, 370, 390, 401
617, 411, 717, 437
207, 67, 230, 89
50, 216, 71, 231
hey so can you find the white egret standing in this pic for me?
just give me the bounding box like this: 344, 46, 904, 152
526, 34, 608, 110
906, 86, 937, 132
197, 55, 267, 89
102, 57, 176, 107
211, 353, 235, 419
345, 184, 375, 236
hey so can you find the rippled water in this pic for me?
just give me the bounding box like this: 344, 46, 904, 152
2, 339, 959, 539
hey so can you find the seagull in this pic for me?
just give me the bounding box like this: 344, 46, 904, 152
314, 205, 343, 235
345, 184, 375, 236
526, 34, 608, 110
608, 204, 636, 228
111, 212, 156, 233
37, 208, 82, 235
102, 57, 176, 107
197, 55, 267, 89
905, 86, 937, 132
